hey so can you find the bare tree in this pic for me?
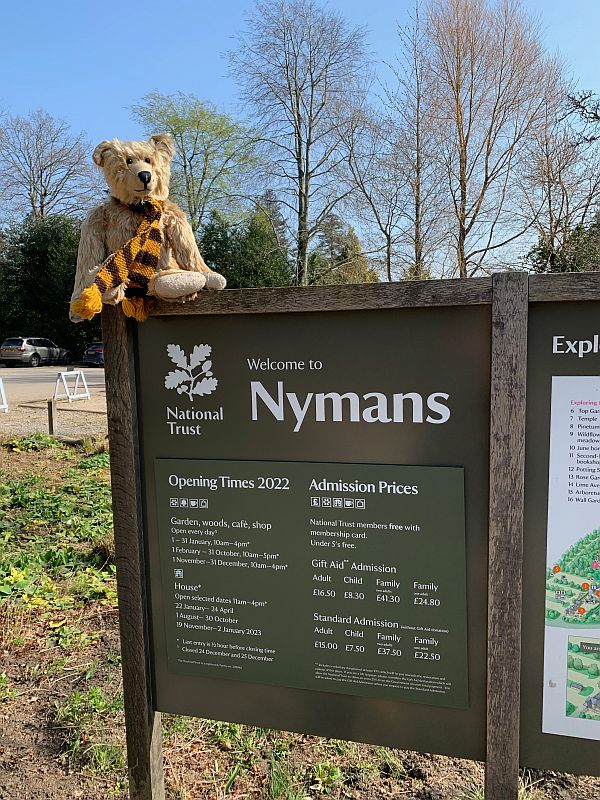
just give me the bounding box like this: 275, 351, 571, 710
386, 7, 449, 279
230, 0, 370, 285
341, 105, 407, 281
520, 95, 600, 270
0, 109, 98, 221
341, 8, 449, 282
426, 0, 561, 276
569, 91, 600, 135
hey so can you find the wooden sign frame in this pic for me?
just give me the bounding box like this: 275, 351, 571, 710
101, 271, 600, 800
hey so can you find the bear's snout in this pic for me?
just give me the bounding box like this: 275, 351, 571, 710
137, 170, 151, 188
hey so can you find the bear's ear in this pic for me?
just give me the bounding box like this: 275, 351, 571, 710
150, 133, 175, 159
92, 141, 113, 167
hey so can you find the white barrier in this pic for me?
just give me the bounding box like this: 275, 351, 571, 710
53, 370, 91, 403
0, 378, 7, 412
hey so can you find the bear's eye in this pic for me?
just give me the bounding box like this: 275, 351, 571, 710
126, 157, 133, 165
144, 158, 151, 164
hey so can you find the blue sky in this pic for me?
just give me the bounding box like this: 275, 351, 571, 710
1, 0, 599, 148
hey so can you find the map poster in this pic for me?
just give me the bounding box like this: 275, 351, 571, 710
543, 376, 600, 739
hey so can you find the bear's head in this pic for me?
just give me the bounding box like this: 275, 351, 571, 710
92, 133, 175, 205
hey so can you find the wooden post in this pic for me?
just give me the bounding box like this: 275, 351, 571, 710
485, 272, 528, 799
47, 400, 56, 435
102, 306, 165, 800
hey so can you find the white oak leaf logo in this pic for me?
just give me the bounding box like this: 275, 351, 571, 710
192, 377, 219, 396
166, 344, 188, 369
164, 344, 218, 401
165, 369, 189, 390
189, 344, 212, 369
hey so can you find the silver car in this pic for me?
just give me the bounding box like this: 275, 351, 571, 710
0, 337, 72, 367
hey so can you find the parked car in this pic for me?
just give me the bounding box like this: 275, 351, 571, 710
0, 337, 72, 367
83, 342, 104, 366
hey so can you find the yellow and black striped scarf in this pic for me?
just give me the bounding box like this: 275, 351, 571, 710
70, 199, 163, 322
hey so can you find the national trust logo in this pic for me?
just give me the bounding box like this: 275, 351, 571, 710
164, 344, 218, 401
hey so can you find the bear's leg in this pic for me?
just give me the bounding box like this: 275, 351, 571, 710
147, 269, 207, 301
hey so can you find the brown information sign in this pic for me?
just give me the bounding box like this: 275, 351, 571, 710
135, 303, 491, 760
101, 277, 600, 799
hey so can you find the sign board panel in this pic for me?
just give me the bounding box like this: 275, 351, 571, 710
523, 301, 600, 775
155, 458, 468, 707
135, 305, 491, 759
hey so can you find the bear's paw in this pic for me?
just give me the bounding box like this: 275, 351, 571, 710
204, 272, 227, 290
148, 269, 207, 300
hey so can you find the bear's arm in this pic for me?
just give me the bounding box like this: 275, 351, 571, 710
70, 206, 107, 307
163, 203, 211, 273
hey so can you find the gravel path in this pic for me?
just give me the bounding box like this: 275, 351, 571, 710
0, 393, 108, 439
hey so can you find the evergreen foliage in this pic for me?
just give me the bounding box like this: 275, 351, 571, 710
200, 207, 293, 289
0, 215, 101, 356
527, 216, 600, 273
308, 214, 379, 285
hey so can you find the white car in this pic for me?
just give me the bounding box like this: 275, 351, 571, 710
0, 337, 73, 367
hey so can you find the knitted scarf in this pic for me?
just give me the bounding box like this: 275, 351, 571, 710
70, 198, 163, 322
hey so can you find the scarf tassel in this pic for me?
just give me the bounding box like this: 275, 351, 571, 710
122, 296, 154, 322
70, 284, 103, 321
71, 286, 153, 323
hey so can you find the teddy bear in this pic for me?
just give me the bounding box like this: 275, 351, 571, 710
70, 133, 226, 323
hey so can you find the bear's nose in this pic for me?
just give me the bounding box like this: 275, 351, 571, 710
137, 170, 151, 187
